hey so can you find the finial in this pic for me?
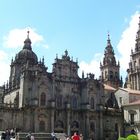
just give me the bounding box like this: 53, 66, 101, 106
65, 50, 68, 56
71, 56, 73, 61
27, 30, 30, 39
107, 31, 110, 40
82, 71, 84, 79
56, 53, 58, 59
76, 58, 78, 63
42, 56, 44, 64
11, 57, 13, 63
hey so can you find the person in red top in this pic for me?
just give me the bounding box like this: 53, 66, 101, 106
71, 132, 80, 140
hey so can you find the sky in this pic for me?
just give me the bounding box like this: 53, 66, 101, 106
0, 0, 140, 86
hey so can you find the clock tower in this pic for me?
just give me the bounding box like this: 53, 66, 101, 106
100, 34, 122, 88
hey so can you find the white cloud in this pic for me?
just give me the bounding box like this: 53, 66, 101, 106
0, 50, 7, 61
79, 53, 103, 78
78, 12, 140, 81
43, 44, 49, 49
0, 62, 10, 86
0, 50, 9, 85
0, 27, 49, 86
3, 27, 44, 48
117, 11, 140, 76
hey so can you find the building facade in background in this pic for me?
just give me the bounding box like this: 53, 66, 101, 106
127, 18, 140, 90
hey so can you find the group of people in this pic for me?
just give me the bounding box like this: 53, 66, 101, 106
69, 132, 83, 140
51, 131, 83, 140
1, 128, 16, 140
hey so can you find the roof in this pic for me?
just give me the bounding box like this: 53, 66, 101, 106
117, 88, 140, 95
123, 99, 140, 106
104, 84, 116, 91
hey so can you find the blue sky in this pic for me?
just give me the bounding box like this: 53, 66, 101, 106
0, 0, 140, 85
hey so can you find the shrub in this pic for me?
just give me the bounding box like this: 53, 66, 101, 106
126, 134, 138, 140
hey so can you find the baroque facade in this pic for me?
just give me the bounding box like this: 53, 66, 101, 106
0, 32, 123, 140
100, 34, 123, 89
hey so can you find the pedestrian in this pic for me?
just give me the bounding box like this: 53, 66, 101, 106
26, 132, 31, 140
71, 132, 80, 140
5, 129, 11, 140
79, 133, 83, 140
30, 134, 35, 140
51, 131, 57, 140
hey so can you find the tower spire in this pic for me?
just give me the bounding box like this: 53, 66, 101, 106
27, 30, 30, 39
107, 32, 111, 46
23, 30, 32, 50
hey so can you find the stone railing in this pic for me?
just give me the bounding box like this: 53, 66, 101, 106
16, 132, 52, 140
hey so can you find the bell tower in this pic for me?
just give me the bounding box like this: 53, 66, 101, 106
127, 17, 140, 90
100, 34, 122, 88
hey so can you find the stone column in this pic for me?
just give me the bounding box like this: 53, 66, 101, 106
51, 101, 55, 132
137, 73, 140, 90
85, 105, 90, 139
66, 103, 70, 136
98, 104, 104, 140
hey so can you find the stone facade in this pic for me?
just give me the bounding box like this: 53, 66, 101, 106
100, 34, 123, 89
127, 18, 140, 90
0, 32, 123, 140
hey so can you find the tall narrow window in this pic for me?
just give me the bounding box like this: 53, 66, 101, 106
90, 122, 95, 132
109, 71, 113, 80
130, 114, 134, 125
40, 93, 46, 106
72, 96, 77, 109
0, 119, 2, 130
56, 95, 62, 108
90, 97, 94, 109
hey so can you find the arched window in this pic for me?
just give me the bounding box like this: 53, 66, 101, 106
105, 71, 107, 79
115, 72, 118, 79
109, 71, 113, 80
90, 122, 95, 132
40, 93, 46, 106
71, 121, 79, 129
56, 95, 62, 108
90, 97, 94, 109
0, 119, 2, 130
72, 96, 78, 109
39, 120, 45, 132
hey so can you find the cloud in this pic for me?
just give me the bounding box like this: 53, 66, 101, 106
79, 53, 103, 78
79, 11, 140, 81
0, 50, 7, 61
0, 27, 49, 86
3, 27, 44, 48
0, 50, 9, 85
117, 11, 140, 76
0, 62, 10, 85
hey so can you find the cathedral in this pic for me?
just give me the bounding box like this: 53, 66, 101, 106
0, 29, 124, 139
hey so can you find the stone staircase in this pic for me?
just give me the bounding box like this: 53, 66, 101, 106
55, 133, 66, 140
16, 132, 66, 140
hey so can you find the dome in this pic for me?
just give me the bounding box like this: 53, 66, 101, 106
15, 31, 38, 64
16, 49, 38, 64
